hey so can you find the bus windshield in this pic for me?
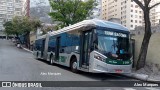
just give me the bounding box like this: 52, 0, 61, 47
94, 29, 132, 60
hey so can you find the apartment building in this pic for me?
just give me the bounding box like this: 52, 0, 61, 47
22, 0, 30, 17
101, 0, 143, 30
150, 0, 160, 26
102, 0, 160, 30
0, 0, 23, 31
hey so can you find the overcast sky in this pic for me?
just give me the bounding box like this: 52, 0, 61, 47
30, 0, 50, 7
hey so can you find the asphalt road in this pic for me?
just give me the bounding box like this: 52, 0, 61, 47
0, 39, 159, 90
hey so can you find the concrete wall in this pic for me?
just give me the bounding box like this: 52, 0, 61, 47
30, 32, 36, 45
133, 32, 160, 67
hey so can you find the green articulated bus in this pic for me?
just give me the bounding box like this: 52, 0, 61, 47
33, 19, 133, 73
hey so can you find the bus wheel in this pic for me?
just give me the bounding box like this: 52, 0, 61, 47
49, 55, 54, 65
70, 58, 78, 73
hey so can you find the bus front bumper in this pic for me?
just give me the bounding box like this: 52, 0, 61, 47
90, 59, 132, 73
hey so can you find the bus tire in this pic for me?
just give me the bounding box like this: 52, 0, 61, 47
70, 57, 78, 73
49, 54, 54, 65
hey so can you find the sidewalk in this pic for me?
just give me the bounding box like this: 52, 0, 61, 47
122, 63, 160, 83
21, 47, 160, 82
21, 46, 33, 53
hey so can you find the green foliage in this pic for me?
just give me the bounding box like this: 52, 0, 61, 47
41, 25, 55, 35
3, 16, 41, 47
3, 17, 23, 36
3, 21, 14, 35
3, 16, 41, 36
49, 0, 96, 28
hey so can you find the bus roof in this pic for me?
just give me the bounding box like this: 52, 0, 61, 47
36, 34, 47, 40
49, 19, 128, 36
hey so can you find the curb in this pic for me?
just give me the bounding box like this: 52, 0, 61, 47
121, 73, 160, 83
22, 47, 33, 53
122, 73, 148, 81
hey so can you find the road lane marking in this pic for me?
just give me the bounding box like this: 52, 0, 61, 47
145, 87, 160, 90
104, 89, 111, 90
123, 88, 137, 90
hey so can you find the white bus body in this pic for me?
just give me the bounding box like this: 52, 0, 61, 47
33, 19, 133, 73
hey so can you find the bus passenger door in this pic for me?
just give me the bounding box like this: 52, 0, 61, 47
55, 37, 60, 62
80, 31, 92, 68
41, 39, 45, 58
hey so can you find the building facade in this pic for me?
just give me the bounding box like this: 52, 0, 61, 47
101, 0, 160, 30
101, 0, 143, 30
0, 0, 23, 31
150, 0, 160, 26
22, 0, 30, 17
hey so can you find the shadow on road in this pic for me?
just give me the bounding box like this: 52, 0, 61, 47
35, 58, 134, 81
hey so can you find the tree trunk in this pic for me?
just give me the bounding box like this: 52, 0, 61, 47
25, 32, 30, 49
136, 8, 152, 70
15, 33, 21, 44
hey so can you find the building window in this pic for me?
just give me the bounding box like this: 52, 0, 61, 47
135, 5, 138, 8
139, 16, 142, 18
8, 11, 13, 14
135, 20, 137, 23
0, 14, 4, 17
131, 9, 133, 12
139, 11, 142, 14
7, 7, 13, 10
131, 4, 133, 7
131, 25, 133, 27
8, 3, 13, 6
131, 20, 133, 22
15, 8, 21, 11
15, 0, 20, 3
135, 10, 137, 13
7, 0, 12, 2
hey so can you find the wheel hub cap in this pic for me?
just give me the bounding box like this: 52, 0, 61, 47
73, 62, 77, 69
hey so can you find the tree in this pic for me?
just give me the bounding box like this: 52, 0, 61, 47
3, 17, 23, 38
3, 21, 14, 35
3, 16, 41, 48
21, 17, 41, 48
41, 25, 56, 35
49, 0, 96, 28
133, 0, 160, 70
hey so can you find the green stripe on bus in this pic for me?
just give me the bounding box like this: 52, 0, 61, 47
59, 56, 67, 63
106, 58, 131, 65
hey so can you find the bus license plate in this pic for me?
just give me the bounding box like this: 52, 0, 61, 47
115, 69, 123, 73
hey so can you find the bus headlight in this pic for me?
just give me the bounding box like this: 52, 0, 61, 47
94, 53, 106, 62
